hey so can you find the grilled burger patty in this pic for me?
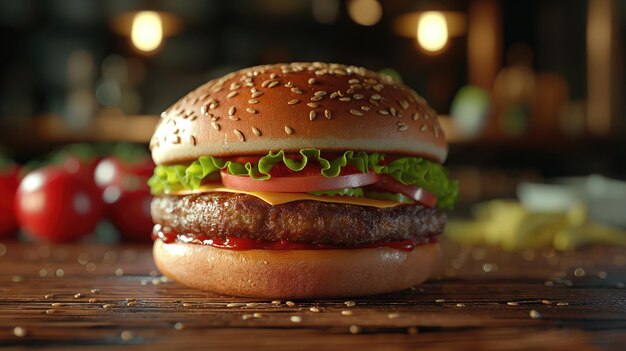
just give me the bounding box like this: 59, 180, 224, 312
151, 192, 446, 246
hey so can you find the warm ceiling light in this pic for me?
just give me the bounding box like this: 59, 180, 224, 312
347, 0, 383, 27
131, 11, 163, 53
417, 11, 448, 52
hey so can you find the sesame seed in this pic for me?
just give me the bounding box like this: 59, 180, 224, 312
339, 97, 351, 102
361, 105, 370, 111
344, 301, 356, 307
271, 300, 281, 305
314, 91, 327, 96
251, 91, 264, 98
349, 325, 361, 334
291, 87, 303, 94
229, 116, 241, 121
290, 315, 302, 323
507, 302, 519, 306
390, 107, 397, 117
127, 301, 138, 307
412, 112, 420, 121
226, 302, 245, 308
174, 322, 185, 330
270, 73, 277, 79
349, 79, 360, 84
349, 109, 363, 116
253, 312, 263, 318
227, 91, 238, 99
209, 103, 218, 110
378, 110, 389, 115
46, 309, 57, 315
13, 326, 26, 337
309, 111, 317, 121
420, 124, 428, 132
398, 124, 408, 132
399, 100, 409, 110
556, 302, 569, 306
160, 111, 167, 118
200, 105, 208, 115
51, 303, 64, 307
233, 130, 245, 142
211, 122, 220, 131
241, 314, 252, 320
74, 293, 82, 299
541, 300, 552, 305
246, 107, 257, 114
307, 102, 319, 108
330, 92, 339, 99
228, 106, 236, 116
89, 298, 99, 303
324, 110, 332, 119
252, 127, 262, 136
388, 313, 400, 319
310, 96, 323, 101
44, 294, 54, 299
268, 81, 279, 88
120, 330, 134, 342
309, 307, 320, 313
229, 83, 240, 91
529, 310, 542, 319
248, 99, 259, 104
288, 99, 300, 105
285, 81, 293, 88
371, 94, 382, 100
246, 303, 258, 308
456, 303, 466, 307
435, 299, 446, 303
261, 80, 271, 88
308, 78, 316, 84
574, 268, 586, 277
353, 94, 364, 100
102, 304, 115, 309
286, 301, 295, 307
341, 310, 353, 316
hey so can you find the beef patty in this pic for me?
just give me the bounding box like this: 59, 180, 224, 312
151, 192, 446, 246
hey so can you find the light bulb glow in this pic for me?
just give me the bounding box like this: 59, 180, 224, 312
417, 12, 448, 52
131, 11, 163, 52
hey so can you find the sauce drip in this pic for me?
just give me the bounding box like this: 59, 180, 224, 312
152, 224, 437, 252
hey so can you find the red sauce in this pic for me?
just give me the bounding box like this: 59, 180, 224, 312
151, 224, 437, 252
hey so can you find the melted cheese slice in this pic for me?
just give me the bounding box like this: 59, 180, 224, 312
171, 184, 407, 208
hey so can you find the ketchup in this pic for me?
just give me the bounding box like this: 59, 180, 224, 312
152, 224, 437, 252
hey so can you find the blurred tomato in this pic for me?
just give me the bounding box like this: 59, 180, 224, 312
95, 156, 154, 242
15, 166, 104, 243
0, 166, 20, 238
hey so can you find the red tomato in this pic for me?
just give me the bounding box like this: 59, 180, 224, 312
95, 156, 154, 242
221, 170, 380, 193
375, 175, 438, 208
60, 155, 100, 188
0, 166, 20, 238
15, 166, 104, 243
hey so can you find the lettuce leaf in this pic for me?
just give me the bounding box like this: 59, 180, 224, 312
148, 148, 459, 209
308, 187, 364, 197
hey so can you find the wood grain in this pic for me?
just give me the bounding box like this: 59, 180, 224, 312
0, 240, 625, 350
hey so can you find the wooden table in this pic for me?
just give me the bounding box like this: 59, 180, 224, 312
1, 239, 625, 350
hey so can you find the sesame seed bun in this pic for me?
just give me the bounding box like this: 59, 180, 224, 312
150, 62, 447, 165
153, 239, 439, 299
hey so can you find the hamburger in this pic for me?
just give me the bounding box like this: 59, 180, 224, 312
148, 62, 458, 298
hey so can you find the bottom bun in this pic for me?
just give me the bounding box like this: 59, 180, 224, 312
153, 240, 439, 299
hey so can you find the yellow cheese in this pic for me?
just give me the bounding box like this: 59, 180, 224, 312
171, 184, 407, 208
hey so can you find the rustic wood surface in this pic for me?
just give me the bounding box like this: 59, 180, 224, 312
0, 239, 625, 350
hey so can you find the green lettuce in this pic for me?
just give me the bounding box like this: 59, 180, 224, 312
308, 187, 364, 197
148, 148, 458, 209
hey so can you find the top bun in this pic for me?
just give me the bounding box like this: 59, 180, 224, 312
150, 62, 447, 165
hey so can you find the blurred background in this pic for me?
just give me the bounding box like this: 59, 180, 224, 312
0, 0, 625, 248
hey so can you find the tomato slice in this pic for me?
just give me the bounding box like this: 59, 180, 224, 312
375, 175, 438, 208
220, 170, 380, 193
